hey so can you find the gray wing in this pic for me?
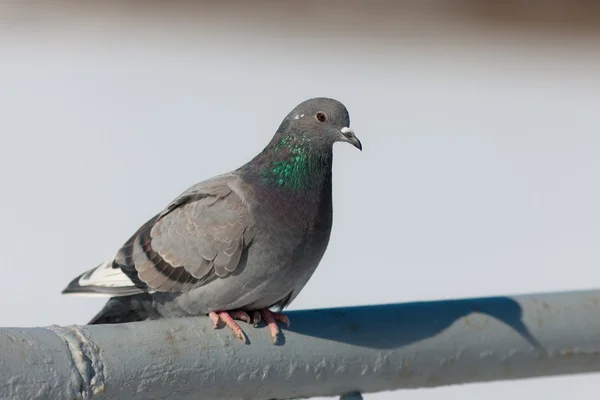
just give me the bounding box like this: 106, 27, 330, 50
116, 174, 252, 293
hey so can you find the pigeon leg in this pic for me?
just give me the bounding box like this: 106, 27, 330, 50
208, 311, 249, 343
260, 308, 290, 344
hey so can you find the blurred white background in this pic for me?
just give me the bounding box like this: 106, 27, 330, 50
1, 1, 600, 399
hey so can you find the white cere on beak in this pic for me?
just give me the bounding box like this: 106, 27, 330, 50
341, 127, 354, 135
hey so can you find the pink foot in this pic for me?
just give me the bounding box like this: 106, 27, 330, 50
208, 310, 250, 343
260, 308, 290, 344
209, 309, 290, 345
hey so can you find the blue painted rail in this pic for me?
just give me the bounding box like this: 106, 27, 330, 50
1, 289, 600, 399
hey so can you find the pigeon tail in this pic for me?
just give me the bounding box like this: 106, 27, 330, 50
88, 294, 152, 324
62, 259, 144, 298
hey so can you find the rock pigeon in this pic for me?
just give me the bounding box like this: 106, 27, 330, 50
62, 97, 362, 344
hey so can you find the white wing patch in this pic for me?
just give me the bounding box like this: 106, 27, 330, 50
63, 291, 121, 298
78, 259, 136, 289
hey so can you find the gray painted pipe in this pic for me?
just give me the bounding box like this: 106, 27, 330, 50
2, 289, 600, 399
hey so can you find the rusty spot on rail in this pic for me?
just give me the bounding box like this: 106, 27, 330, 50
464, 313, 490, 330
561, 347, 575, 358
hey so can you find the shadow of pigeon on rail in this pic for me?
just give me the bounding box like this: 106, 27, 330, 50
285, 296, 545, 355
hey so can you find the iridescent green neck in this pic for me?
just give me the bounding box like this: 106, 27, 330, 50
260, 133, 329, 192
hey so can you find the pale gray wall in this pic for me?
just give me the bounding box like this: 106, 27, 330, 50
1, 2, 600, 399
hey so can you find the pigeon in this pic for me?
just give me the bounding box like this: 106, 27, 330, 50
63, 97, 362, 344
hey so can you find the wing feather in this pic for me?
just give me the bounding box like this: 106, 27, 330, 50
64, 173, 252, 297
129, 174, 251, 292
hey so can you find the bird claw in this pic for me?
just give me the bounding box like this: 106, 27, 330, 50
209, 308, 290, 345
273, 312, 290, 328
208, 311, 248, 344
208, 311, 220, 329
229, 310, 251, 324
260, 308, 289, 344
251, 311, 262, 327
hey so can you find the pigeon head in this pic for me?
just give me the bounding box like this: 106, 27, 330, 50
244, 97, 361, 193
282, 97, 362, 151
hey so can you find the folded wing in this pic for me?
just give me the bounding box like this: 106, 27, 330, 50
63, 174, 252, 296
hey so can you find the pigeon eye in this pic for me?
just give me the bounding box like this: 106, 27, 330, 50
316, 112, 327, 123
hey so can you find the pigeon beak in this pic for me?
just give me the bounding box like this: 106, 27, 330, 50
340, 127, 362, 151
